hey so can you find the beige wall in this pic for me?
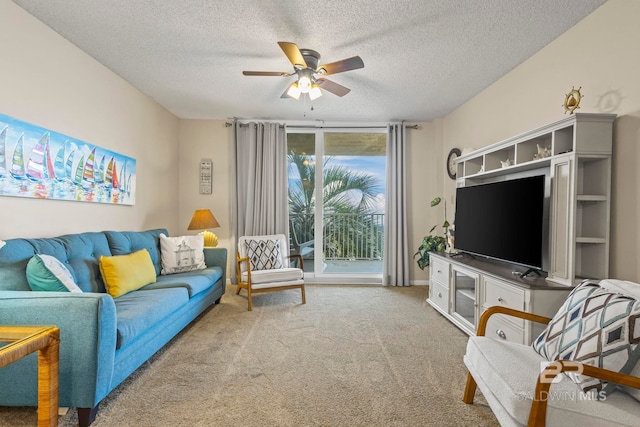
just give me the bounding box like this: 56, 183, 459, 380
178, 120, 233, 272
440, 0, 640, 282
0, 1, 180, 239
407, 121, 443, 283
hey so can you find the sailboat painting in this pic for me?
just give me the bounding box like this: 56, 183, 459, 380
0, 113, 136, 205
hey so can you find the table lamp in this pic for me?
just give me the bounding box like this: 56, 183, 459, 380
187, 209, 220, 247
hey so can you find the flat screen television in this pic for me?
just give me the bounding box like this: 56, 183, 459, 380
453, 175, 546, 272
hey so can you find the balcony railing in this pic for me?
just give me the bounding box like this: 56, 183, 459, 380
290, 213, 384, 261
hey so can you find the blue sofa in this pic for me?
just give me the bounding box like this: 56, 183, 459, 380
0, 228, 226, 426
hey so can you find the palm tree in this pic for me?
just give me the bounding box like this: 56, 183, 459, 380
288, 151, 384, 259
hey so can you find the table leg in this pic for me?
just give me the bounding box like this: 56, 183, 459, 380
37, 330, 60, 427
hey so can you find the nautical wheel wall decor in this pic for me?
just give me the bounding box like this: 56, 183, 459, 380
563, 86, 583, 114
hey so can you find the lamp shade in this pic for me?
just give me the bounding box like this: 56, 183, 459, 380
187, 209, 220, 231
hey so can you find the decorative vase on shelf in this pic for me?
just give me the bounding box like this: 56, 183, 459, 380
445, 225, 458, 254
534, 144, 551, 160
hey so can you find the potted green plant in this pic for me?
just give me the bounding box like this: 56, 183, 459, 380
414, 197, 449, 270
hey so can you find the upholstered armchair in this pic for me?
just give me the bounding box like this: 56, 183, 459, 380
236, 234, 306, 311
463, 279, 640, 426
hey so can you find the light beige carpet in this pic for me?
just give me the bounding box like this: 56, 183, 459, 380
0, 285, 498, 427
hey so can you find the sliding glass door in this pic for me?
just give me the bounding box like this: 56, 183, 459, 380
287, 129, 386, 281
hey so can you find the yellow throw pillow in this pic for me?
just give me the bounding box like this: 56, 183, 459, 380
99, 249, 157, 298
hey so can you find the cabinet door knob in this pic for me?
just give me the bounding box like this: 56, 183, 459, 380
437, 270, 442, 274
437, 292, 442, 298
497, 297, 504, 303
496, 329, 507, 340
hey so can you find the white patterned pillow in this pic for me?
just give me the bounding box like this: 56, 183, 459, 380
532, 280, 640, 396
159, 234, 206, 275
245, 239, 283, 271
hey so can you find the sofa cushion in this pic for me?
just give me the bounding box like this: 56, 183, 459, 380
148, 267, 223, 297
104, 229, 166, 276
0, 232, 112, 292
100, 250, 157, 298
241, 268, 303, 288
159, 233, 206, 275
532, 280, 640, 395
113, 287, 189, 349
26, 254, 83, 293
465, 336, 640, 426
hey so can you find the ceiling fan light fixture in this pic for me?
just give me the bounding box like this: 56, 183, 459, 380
309, 84, 322, 101
298, 75, 312, 93
287, 82, 301, 99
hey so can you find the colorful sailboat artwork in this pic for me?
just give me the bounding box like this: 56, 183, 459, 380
64, 149, 75, 182
0, 112, 136, 205
53, 144, 66, 180
74, 156, 84, 186
10, 134, 26, 180
111, 159, 120, 204
95, 155, 105, 184
0, 126, 7, 177
81, 148, 96, 201
26, 132, 54, 182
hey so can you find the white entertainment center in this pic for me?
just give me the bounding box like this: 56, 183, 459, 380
428, 113, 615, 343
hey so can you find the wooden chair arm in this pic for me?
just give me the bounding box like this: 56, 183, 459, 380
528, 361, 640, 426
236, 253, 251, 283
477, 306, 552, 337
236, 255, 250, 269
288, 254, 304, 270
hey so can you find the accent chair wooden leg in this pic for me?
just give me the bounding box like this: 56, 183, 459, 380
463, 373, 477, 404
236, 285, 242, 295
247, 288, 252, 311
78, 405, 99, 427
301, 285, 306, 304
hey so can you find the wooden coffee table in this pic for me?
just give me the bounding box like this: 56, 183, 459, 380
0, 326, 60, 427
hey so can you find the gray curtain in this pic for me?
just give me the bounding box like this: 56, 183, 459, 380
383, 123, 410, 286
232, 121, 288, 281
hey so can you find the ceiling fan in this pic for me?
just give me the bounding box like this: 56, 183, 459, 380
242, 41, 364, 100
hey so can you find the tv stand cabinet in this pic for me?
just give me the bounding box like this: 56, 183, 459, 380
427, 252, 571, 344
455, 113, 615, 286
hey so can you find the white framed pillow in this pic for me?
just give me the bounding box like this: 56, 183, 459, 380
159, 233, 206, 275
26, 254, 83, 293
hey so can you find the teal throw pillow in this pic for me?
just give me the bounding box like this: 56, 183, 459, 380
26, 254, 83, 293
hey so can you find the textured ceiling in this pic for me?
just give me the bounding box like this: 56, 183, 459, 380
12, 0, 606, 122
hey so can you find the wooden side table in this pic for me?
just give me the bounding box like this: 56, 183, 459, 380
0, 326, 60, 427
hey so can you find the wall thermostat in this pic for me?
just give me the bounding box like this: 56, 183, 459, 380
199, 158, 212, 195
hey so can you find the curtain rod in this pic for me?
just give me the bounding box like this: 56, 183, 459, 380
225, 122, 284, 128
225, 122, 418, 129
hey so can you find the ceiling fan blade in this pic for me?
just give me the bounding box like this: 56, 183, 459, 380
242, 71, 290, 76
317, 56, 364, 75
316, 78, 351, 97
277, 41, 307, 68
